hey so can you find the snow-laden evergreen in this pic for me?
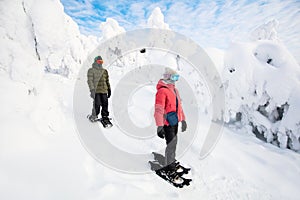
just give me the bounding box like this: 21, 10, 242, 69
250, 19, 280, 41
221, 22, 300, 151
0, 0, 99, 84
147, 7, 170, 29
100, 18, 126, 40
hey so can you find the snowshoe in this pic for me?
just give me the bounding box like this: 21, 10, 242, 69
149, 161, 192, 188
152, 152, 191, 174
100, 117, 113, 128
166, 171, 185, 185
87, 114, 98, 123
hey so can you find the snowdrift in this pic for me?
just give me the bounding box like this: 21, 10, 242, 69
222, 32, 300, 151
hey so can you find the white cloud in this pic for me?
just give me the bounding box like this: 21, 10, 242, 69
62, 0, 96, 18
61, 0, 300, 63
162, 0, 300, 62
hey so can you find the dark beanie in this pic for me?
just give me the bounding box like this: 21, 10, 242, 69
94, 56, 103, 62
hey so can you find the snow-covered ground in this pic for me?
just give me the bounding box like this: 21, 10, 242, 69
1, 0, 300, 199
1, 71, 300, 199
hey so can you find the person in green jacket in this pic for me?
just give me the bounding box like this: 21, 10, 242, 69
87, 56, 111, 122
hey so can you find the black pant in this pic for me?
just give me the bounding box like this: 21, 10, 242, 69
164, 124, 178, 171
92, 93, 109, 118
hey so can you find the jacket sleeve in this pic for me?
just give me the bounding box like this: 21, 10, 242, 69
181, 108, 186, 121
176, 88, 186, 121
105, 69, 111, 90
87, 68, 94, 91
154, 89, 166, 126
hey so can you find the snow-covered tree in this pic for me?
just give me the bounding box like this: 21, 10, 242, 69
222, 21, 300, 151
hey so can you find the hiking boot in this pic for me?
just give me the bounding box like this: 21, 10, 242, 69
88, 115, 98, 122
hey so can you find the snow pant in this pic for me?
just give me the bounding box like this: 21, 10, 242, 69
92, 93, 109, 118
164, 124, 178, 171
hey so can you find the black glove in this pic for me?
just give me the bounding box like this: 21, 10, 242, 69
107, 88, 111, 98
90, 89, 95, 99
181, 120, 187, 132
157, 126, 165, 139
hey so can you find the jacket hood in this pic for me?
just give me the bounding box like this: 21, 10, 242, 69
156, 79, 175, 90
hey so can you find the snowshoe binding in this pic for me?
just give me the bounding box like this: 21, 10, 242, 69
149, 161, 192, 188
100, 117, 113, 128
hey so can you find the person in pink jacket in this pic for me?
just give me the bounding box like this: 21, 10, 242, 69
154, 67, 187, 173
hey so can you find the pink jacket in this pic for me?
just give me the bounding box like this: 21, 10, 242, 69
154, 80, 185, 126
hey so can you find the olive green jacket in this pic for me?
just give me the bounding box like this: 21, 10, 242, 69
87, 63, 111, 93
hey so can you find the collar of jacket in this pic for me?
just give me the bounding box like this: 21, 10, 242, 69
163, 79, 176, 85
156, 79, 175, 90
92, 62, 103, 69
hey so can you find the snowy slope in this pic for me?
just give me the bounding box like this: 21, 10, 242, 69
1, 1, 300, 200
1, 72, 300, 200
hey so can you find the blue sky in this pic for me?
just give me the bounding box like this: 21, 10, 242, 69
60, 0, 300, 59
